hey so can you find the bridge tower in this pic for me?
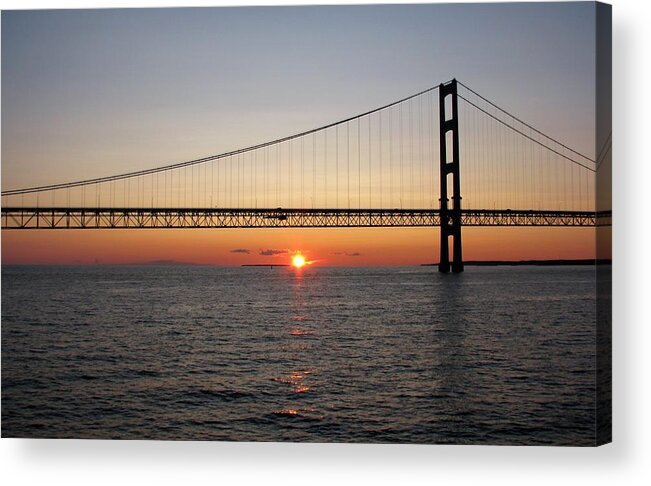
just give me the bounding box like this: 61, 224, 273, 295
438, 79, 464, 273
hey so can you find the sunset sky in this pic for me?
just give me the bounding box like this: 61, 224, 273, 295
1, 3, 602, 265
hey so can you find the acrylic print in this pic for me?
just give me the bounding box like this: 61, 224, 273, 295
1, 2, 611, 445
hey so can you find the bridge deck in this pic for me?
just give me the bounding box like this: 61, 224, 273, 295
1, 207, 611, 229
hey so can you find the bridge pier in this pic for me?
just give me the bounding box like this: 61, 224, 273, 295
438, 79, 464, 273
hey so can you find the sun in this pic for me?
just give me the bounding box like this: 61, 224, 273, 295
292, 254, 306, 268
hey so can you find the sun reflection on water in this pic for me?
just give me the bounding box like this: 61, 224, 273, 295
289, 329, 312, 336
266, 261, 324, 421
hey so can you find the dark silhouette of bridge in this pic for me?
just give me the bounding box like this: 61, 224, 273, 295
1, 79, 611, 272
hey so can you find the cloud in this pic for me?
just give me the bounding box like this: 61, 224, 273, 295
331, 251, 362, 257
259, 248, 288, 256
230, 248, 251, 254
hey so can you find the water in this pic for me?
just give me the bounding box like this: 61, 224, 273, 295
1, 265, 597, 445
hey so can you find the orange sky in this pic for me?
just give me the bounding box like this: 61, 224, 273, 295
1, 226, 597, 266
0, 5, 607, 268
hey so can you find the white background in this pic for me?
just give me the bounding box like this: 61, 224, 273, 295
1, 0, 649, 484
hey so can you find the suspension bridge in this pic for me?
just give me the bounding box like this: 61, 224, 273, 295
1, 79, 611, 272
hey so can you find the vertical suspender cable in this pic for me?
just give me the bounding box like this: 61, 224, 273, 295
347, 122, 350, 209
379, 110, 382, 208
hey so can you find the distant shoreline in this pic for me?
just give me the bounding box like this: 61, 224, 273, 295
241, 264, 290, 267
421, 259, 611, 266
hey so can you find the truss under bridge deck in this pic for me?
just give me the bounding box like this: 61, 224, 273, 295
1, 207, 611, 229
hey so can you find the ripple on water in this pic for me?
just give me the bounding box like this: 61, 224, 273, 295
289, 329, 313, 336
1, 265, 598, 444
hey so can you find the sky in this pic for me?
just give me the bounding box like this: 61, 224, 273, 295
1, 2, 602, 265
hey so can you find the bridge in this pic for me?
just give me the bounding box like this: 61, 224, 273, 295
1, 79, 611, 273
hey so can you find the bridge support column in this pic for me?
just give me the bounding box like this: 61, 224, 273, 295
438, 79, 463, 273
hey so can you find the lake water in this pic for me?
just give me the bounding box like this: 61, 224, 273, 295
1, 265, 598, 445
